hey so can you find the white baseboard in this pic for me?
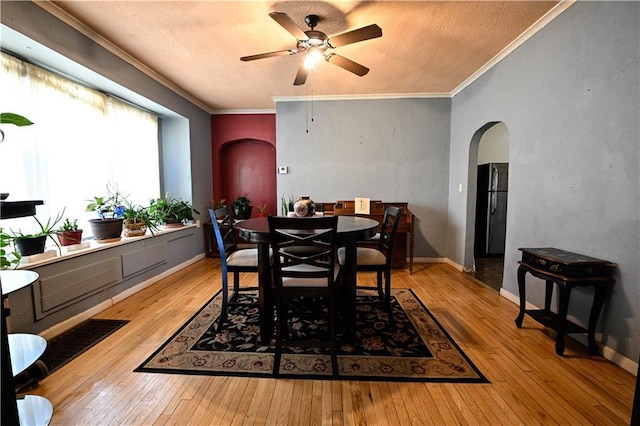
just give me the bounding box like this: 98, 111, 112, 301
38, 254, 205, 341
412, 257, 465, 271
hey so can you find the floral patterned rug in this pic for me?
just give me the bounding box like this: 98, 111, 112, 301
135, 288, 487, 382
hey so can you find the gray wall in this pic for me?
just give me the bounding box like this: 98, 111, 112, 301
276, 98, 451, 257
448, 2, 639, 361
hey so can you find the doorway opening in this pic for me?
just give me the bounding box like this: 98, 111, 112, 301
466, 122, 509, 291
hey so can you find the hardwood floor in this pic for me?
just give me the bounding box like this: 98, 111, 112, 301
27, 258, 635, 425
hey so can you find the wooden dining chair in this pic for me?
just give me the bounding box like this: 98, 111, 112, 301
208, 208, 260, 331
268, 215, 340, 376
337, 205, 403, 310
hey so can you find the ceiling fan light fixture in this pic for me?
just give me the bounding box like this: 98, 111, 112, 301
243, 12, 382, 85
304, 48, 323, 70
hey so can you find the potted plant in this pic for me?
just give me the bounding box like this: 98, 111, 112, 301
56, 218, 83, 246
85, 185, 126, 242
210, 198, 225, 210
121, 200, 159, 237
287, 195, 296, 214
231, 194, 252, 220
257, 202, 268, 217
149, 194, 199, 227
9, 210, 64, 257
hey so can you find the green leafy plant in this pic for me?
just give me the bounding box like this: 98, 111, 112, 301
121, 199, 159, 235
0, 227, 21, 269
86, 184, 127, 219
0, 112, 33, 142
231, 194, 252, 219
149, 194, 199, 225
58, 218, 79, 232
10, 209, 65, 255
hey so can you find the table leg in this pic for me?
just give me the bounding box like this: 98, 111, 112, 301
544, 280, 554, 311
515, 265, 527, 327
257, 242, 273, 345
587, 285, 607, 354
555, 284, 572, 356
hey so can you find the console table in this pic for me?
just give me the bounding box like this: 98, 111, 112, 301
514, 247, 617, 355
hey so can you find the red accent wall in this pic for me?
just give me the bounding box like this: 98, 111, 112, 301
211, 114, 277, 217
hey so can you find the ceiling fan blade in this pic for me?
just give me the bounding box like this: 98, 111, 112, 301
269, 12, 307, 40
293, 64, 309, 86
241, 50, 297, 61
326, 54, 369, 76
328, 24, 382, 48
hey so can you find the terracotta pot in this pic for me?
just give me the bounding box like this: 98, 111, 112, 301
57, 230, 83, 246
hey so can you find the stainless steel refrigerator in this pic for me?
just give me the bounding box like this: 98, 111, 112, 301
474, 163, 509, 255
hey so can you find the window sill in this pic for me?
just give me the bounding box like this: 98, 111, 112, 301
15, 222, 200, 270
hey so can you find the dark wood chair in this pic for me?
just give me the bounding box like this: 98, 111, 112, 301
211, 207, 260, 291
208, 208, 260, 331
268, 215, 340, 376
337, 205, 403, 309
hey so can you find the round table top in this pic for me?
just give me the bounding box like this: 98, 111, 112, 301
0, 270, 39, 296
237, 215, 379, 244
8, 333, 47, 376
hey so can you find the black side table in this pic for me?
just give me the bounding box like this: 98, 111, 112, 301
514, 247, 617, 356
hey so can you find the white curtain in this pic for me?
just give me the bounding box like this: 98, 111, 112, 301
0, 52, 160, 239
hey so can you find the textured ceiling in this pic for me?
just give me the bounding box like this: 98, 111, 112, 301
46, 1, 563, 113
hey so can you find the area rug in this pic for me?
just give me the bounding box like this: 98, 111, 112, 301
135, 288, 488, 383
41, 319, 129, 373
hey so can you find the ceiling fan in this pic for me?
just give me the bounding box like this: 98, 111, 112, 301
240, 12, 382, 86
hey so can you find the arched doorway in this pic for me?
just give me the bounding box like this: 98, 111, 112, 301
220, 139, 276, 217
466, 122, 510, 290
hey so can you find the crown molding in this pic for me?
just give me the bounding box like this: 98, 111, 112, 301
272, 92, 450, 104
33, 1, 215, 114
450, 0, 576, 97
212, 109, 276, 115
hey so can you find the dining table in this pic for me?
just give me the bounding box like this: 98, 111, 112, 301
236, 215, 379, 344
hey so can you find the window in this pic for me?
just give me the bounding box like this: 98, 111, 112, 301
0, 52, 160, 239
